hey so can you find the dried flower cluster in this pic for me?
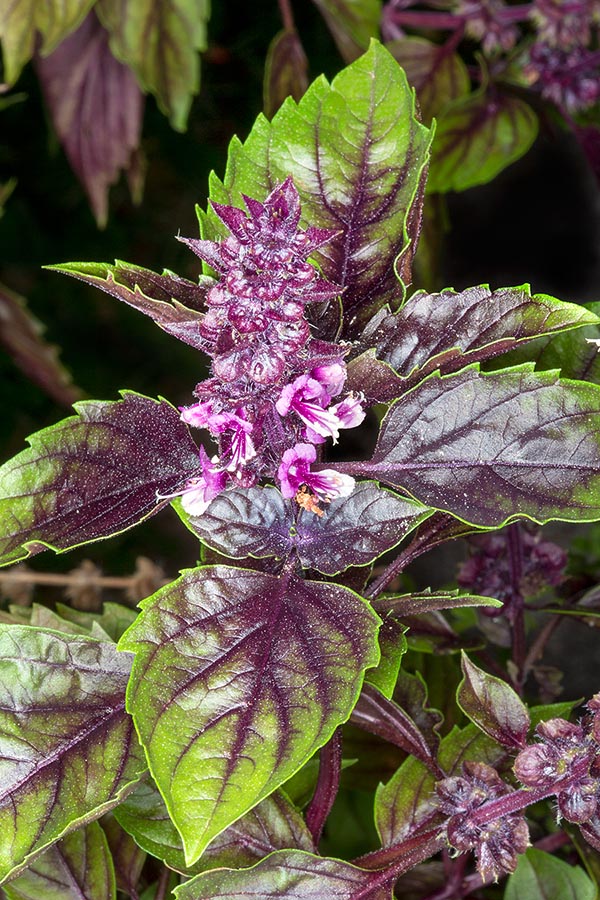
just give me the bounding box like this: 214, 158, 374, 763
170, 178, 365, 515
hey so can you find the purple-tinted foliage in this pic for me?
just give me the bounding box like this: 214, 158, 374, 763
35, 11, 144, 228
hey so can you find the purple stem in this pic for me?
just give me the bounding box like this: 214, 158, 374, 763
277, 0, 295, 31
384, 2, 533, 32
354, 822, 446, 873
154, 867, 171, 900
507, 523, 526, 692
305, 727, 343, 847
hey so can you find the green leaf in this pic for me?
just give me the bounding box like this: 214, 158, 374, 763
365, 616, 407, 698
457, 653, 530, 749
3, 822, 116, 900
115, 779, 313, 875
427, 91, 538, 193
55, 602, 138, 642
311, 0, 382, 62
101, 816, 146, 899
119, 565, 380, 864
0, 392, 201, 567
176, 850, 394, 900
374, 755, 439, 847
0, 627, 146, 883
203, 41, 432, 336
505, 848, 596, 900
0, 0, 94, 84
362, 364, 600, 527
388, 37, 470, 125
96, 0, 209, 130
437, 722, 507, 774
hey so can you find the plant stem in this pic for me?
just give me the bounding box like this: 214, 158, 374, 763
0, 569, 140, 590
353, 823, 446, 872
305, 727, 343, 846
278, 0, 295, 31
507, 524, 526, 692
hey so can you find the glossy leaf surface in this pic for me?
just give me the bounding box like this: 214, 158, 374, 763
176, 850, 393, 900
187, 482, 432, 574
49, 260, 209, 349
362, 365, 600, 526
36, 12, 144, 228
116, 779, 312, 875
364, 285, 598, 399
428, 92, 538, 193
120, 565, 380, 863
0, 392, 200, 566
4, 822, 116, 900
457, 653, 530, 749
388, 37, 470, 124
505, 848, 596, 900
0, 0, 94, 83
0, 627, 145, 882
203, 41, 432, 335
96, 0, 209, 130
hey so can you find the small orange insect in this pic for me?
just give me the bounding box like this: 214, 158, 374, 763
294, 484, 328, 517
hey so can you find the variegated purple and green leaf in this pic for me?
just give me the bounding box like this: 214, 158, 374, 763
374, 755, 441, 847
3, 822, 116, 900
182, 482, 432, 574
0, 627, 145, 883
200, 41, 433, 336
350, 365, 600, 526
387, 37, 470, 125
119, 565, 380, 864
311, 0, 382, 63
457, 653, 530, 750
176, 850, 397, 900
0, 392, 200, 567
263, 28, 308, 118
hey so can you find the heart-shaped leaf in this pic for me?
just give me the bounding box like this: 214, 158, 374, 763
0, 392, 200, 566
202, 41, 432, 335
48, 260, 210, 349
3, 822, 116, 900
176, 850, 395, 900
120, 565, 380, 864
458, 653, 530, 749
184, 482, 432, 574
360, 365, 600, 526
0, 627, 145, 883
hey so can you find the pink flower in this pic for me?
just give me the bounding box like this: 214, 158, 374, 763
159, 447, 228, 517
329, 392, 366, 429
310, 361, 347, 397
180, 400, 215, 428
277, 443, 355, 501
276, 375, 341, 442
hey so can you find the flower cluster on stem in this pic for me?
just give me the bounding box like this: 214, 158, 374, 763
170, 178, 364, 515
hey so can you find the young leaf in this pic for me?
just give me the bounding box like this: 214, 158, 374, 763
457, 653, 530, 749
96, 0, 209, 131
360, 365, 600, 527
374, 755, 439, 847
427, 91, 538, 193
388, 37, 470, 125
119, 565, 380, 864
263, 29, 308, 118
3, 822, 116, 900
0, 281, 81, 406
505, 848, 596, 900
48, 260, 210, 349
373, 589, 502, 617
0, 0, 94, 84
176, 850, 395, 900
0, 392, 201, 567
364, 616, 407, 698
0, 627, 146, 882
184, 482, 432, 575
311, 0, 382, 63
116, 778, 312, 875
35, 12, 144, 228
203, 41, 432, 335
362, 285, 598, 399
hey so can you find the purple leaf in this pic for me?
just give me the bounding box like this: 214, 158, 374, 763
373, 589, 502, 616
0, 392, 201, 566
393, 668, 444, 754
3, 822, 116, 900
48, 260, 210, 350
427, 91, 538, 193
458, 653, 530, 749
184, 482, 432, 575
0, 627, 146, 882
358, 284, 598, 401
116, 780, 313, 876
388, 36, 470, 125
177, 850, 395, 900
264, 29, 308, 118
119, 565, 381, 864
96, 0, 209, 131
310, 0, 382, 63
203, 42, 433, 337
101, 816, 145, 898
0, 280, 82, 406
359, 365, 600, 526
36, 12, 144, 227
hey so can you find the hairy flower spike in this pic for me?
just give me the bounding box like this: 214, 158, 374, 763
173, 178, 364, 513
